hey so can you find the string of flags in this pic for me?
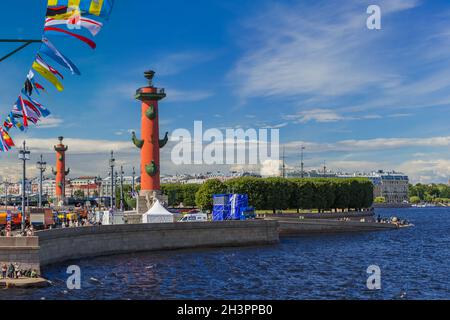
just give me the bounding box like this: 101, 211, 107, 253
0, 0, 114, 152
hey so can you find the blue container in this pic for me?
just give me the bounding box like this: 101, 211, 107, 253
213, 194, 249, 221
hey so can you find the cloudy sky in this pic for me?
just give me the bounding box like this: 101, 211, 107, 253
1, 0, 450, 183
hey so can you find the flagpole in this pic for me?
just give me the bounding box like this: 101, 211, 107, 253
0, 39, 42, 63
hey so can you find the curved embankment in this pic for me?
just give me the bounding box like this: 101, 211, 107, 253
37, 221, 279, 267
265, 217, 398, 235
260, 211, 376, 221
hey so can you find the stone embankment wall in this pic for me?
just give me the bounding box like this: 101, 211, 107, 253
37, 220, 279, 267
0, 237, 40, 272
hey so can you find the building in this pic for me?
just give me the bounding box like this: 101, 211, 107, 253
0, 182, 21, 196
288, 167, 410, 204
367, 171, 409, 204
337, 170, 409, 204
42, 179, 56, 198
100, 176, 138, 198
70, 176, 101, 198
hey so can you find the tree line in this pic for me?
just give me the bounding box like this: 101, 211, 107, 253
160, 177, 374, 212
409, 183, 450, 203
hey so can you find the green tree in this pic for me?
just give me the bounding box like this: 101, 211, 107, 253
409, 196, 420, 204
74, 190, 85, 200
195, 179, 227, 211
225, 177, 267, 210
264, 178, 293, 213
183, 184, 201, 207
289, 179, 314, 211
312, 180, 336, 212
374, 196, 386, 204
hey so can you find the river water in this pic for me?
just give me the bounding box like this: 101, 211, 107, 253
1, 207, 449, 300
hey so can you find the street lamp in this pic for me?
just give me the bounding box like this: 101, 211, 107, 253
3, 180, 11, 211
300, 146, 306, 178
36, 154, 47, 208
132, 166, 136, 196
18, 141, 31, 233
109, 151, 115, 209
119, 166, 125, 211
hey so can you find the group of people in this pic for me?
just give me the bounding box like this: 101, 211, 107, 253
0, 225, 35, 237
376, 215, 411, 226
61, 218, 91, 229
1, 263, 38, 280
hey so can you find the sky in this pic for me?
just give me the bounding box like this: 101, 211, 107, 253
1, 0, 450, 183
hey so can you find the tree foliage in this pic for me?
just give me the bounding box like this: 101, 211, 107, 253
195, 179, 227, 211
161, 184, 201, 207
191, 177, 373, 212
409, 183, 450, 202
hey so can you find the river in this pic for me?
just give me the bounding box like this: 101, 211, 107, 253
1, 207, 449, 300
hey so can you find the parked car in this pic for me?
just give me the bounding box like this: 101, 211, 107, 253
179, 213, 208, 223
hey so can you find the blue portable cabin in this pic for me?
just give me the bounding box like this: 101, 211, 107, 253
212, 194, 249, 221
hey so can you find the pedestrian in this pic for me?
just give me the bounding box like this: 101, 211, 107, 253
7, 263, 14, 279
1, 263, 7, 279
14, 263, 20, 279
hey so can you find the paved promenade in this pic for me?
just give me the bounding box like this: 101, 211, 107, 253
0, 277, 49, 289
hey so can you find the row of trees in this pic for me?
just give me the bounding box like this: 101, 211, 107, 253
409, 183, 450, 203
192, 177, 373, 212
112, 177, 373, 212
161, 184, 201, 207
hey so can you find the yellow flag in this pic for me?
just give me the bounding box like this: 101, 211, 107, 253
32, 61, 64, 92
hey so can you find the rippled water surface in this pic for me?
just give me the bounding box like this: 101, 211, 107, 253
1, 208, 449, 300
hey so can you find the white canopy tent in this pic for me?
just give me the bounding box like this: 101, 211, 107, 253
142, 200, 175, 224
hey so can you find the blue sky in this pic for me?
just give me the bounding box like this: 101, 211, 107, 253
1, 0, 450, 183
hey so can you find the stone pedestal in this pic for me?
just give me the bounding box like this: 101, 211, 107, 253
137, 190, 168, 214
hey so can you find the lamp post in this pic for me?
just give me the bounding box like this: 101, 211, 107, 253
119, 166, 125, 211
300, 146, 306, 178
132, 166, 136, 196
36, 154, 47, 208
3, 180, 10, 211
18, 141, 31, 233
109, 151, 115, 209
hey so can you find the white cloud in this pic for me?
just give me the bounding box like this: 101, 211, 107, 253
36, 116, 64, 129
166, 88, 213, 102
398, 159, 450, 184
9, 137, 135, 154
284, 136, 450, 153
285, 109, 345, 123
152, 52, 216, 77
229, 0, 450, 119
231, 0, 420, 99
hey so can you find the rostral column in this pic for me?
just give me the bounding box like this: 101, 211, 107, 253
133, 71, 169, 213
53, 136, 70, 206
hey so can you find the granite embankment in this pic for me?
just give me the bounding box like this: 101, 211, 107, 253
37, 220, 279, 266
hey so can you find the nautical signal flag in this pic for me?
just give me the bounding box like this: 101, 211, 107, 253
0, 128, 15, 149
44, 26, 97, 49
47, 0, 115, 18
40, 38, 81, 75
0, 0, 114, 152
45, 16, 103, 36
32, 55, 65, 92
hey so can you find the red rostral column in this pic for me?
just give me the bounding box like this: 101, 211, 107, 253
53, 136, 70, 205
133, 71, 168, 199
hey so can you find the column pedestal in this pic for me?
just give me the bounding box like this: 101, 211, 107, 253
137, 190, 169, 214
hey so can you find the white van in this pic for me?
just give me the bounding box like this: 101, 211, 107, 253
179, 213, 208, 223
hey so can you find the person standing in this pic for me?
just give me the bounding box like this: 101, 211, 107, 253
7, 263, 14, 279
1, 263, 7, 279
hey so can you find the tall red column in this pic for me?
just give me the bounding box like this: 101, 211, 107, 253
133, 71, 167, 197
53, 136, 70, 205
